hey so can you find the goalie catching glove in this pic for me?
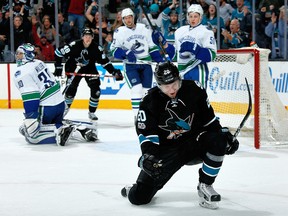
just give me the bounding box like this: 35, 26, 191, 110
221, 127, 239, 155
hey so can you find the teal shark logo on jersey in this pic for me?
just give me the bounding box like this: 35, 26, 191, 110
159, 108, 193, 139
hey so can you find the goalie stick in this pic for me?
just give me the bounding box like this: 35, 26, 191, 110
233, 77, 252, 140
138, 0, 170, 61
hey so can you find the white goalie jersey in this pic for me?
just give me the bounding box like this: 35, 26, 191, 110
13, 59, 64, 106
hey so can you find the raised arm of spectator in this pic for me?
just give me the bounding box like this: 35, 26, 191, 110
85, 1, 98, 23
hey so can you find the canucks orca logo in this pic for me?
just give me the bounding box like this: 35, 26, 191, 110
159, 108, 194, 139
75, 49, 89, 66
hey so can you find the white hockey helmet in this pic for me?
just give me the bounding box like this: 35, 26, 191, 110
15, 43, 35, 66
187, 4, 204, 25
121, 8, 134, 26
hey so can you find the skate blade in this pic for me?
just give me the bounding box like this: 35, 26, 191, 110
199, 197, 219, 209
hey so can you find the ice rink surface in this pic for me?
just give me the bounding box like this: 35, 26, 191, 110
0, 109, 287, 216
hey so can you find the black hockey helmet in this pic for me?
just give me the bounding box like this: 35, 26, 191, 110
81, 28, 94, 38
154, 62, 180, 85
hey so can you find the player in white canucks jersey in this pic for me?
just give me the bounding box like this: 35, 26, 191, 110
110, 8, 164, 116
152, 4, 217, 88
13, 44, 98, 146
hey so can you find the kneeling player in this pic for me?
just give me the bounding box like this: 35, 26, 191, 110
121, 62, 239, 209
14, 43, 97, 146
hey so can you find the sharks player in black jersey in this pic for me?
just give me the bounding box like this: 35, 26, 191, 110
54, 28, 123, 120
121, 62, 239, 209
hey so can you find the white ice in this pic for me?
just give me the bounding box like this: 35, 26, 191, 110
0, 109, 287, 216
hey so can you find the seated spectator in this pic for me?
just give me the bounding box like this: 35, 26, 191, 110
161, 0, 185, 43
222, 18, 249, 48
37, 34, 55, 61
265, 10, 281, 59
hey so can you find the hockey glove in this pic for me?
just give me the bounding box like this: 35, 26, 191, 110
138, 154, 164, 179
222, 127, 239, 155
179, 41, 201, 55
126, 50, 136, 63
112, 69, 123, 81
152, 30, 167, 47
54, 64, 63, 77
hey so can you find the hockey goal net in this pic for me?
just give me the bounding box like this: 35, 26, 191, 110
206, 48, 288, 149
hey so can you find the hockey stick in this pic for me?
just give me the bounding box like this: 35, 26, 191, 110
138, 0, 170, 61
233, 77, 252, 140
65, 72, 114, 77
62, 64, 81, 95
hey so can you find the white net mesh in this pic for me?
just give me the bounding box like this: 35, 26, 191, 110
206, 48, 288, 148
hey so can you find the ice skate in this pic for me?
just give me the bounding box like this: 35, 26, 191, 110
197, 182, 221, 209
78, 128, 98, 141
88, 112, 98, 121
55, 125, 75, 146
121, 185, 133, 197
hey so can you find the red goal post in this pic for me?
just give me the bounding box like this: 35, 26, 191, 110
206, 48, 288, 149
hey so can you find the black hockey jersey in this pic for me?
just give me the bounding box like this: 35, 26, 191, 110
136, 80, 222, 154
55, 39, 115, 74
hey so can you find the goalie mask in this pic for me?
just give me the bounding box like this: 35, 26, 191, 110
15, 43, 35, 66
154, 62, 180, 85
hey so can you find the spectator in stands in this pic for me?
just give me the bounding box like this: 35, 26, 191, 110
278, 5, 288, 59
42, 0, 56, 25
221, 18, 249, 48
161, 0, 185, 43
40, 16, 57, 48
58, 12, 72, 46
85, 1, 109, 44
34, 44, 45, 61
254, 8, 271, 49
141, 3, 163, 32
67, 0, 87, 38
265, 10, 281, 59
111, 11, 123, 32
12, 15, 30, 52
239, 4, 252, 42
202, 3, 225, 45
37, 34, 55, 61
231, 0, 246, 21
219, 0, 234, 29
